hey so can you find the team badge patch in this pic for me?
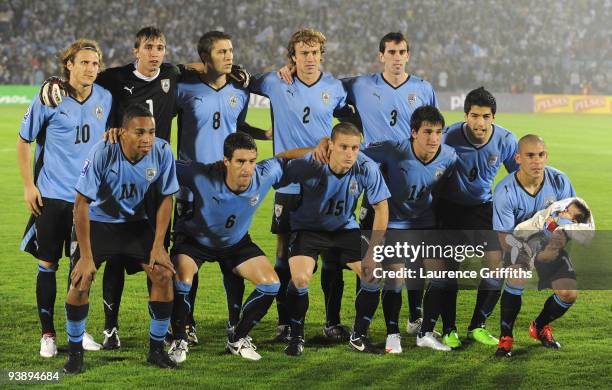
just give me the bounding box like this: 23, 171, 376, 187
407, 94, 417, 106
487, 154, 499, 166
95, 105, 104, 120
434, 168, 445, 180
80, 159, 91, 177
161, 78, 170, 93
249, 194, 260, 206
274, 204, 283, 218
145, 168, 157, 181
321, 91, 330, 105
349, 179, 359, 195
229, 94, 238, 108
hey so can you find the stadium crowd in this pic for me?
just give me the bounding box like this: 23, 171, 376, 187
1, 0, 610, 92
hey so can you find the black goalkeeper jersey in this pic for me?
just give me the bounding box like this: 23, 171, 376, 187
96, 62, 179, 142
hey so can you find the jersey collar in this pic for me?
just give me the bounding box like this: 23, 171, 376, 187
460, 122, 496, 150
295, 72, 323, 88
410, 140, 442, 166
133, 61, 160, 81
380, 72, 410, 90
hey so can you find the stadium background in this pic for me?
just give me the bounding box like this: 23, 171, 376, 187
1, 1, 611, 388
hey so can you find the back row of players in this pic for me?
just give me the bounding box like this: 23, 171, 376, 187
18, 27, 578, 373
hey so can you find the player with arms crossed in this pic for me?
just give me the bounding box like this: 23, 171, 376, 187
437, 87, 518, 348
63, 104, 179, 373
18, 39, 111, 358
282, 122, 390, 356
362, 106, 457, 352
492, 135, 577, 357
249, 28, 350, 342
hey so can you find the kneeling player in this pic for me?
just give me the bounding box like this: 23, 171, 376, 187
282, 122, 390, 356
63, 104, 179, 373
168, 133, 298, 361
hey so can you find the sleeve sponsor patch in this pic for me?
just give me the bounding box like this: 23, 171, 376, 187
80, 159, 91, 177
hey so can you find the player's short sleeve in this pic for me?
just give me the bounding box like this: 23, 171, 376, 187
176, 160, 195, 188
502, 132, 519, 173
555, 172, 576, 199
276, 154, 316, 188
18, 97, 49, 142
248, 72, 274, 96
157, 143, 179, 196
75, 144, 105, 201
362, 141, 395, 164
237, 90, 250, 125
333, 79, 348, 110
492, 182, 516, 233
258, 157, 286, 188
362, 158, 390, 205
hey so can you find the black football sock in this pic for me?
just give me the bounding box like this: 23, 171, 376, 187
419, 282, 445, 336
469, 277, 503, 330
500, 284, 523, 338
37, 263, 57, 335
382, 288, 402, 335
222, 270, 245, 328
533, 294, 573, 330
148, 301, 172, 351
274, 257, 291, 326
103, 259, 125, 330
171, 281, 191, 340
187, 272, 199, 327
286, 281, 308, 338
407, 289, 424, 322
353, 281, 380, 338
233, 283, 280, 340
65, 302, 88, 353
321, 263, 344, 327
441, 281, 458, 335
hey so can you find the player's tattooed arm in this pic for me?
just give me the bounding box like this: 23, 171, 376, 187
16, 137, 43, 216
148, 196, 175, 274
72, 193, 97, 291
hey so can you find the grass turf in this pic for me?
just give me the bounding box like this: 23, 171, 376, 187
0, 106, 611, 389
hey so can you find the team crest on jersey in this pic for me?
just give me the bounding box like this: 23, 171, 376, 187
95, 105, 104, 120
407, 94, 417, 106
321, 91, 330, 105
161, 78, 170, 93
544, 197, 556, 207
145, 168, 157, 181
349, 179, 359, 195
229, 94, 239, 108
434, 168, 445, 180
249, 194, 260, 206
80, 159, 91, 177
487, 154, 499, 166
274, 204, 283, 218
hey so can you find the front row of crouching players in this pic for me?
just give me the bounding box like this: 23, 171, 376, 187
168, 122, 390, 360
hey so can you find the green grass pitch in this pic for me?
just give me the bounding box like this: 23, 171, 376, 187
0, 105, 611, 389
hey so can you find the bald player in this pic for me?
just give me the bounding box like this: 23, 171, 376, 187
492, 135, 577, 357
